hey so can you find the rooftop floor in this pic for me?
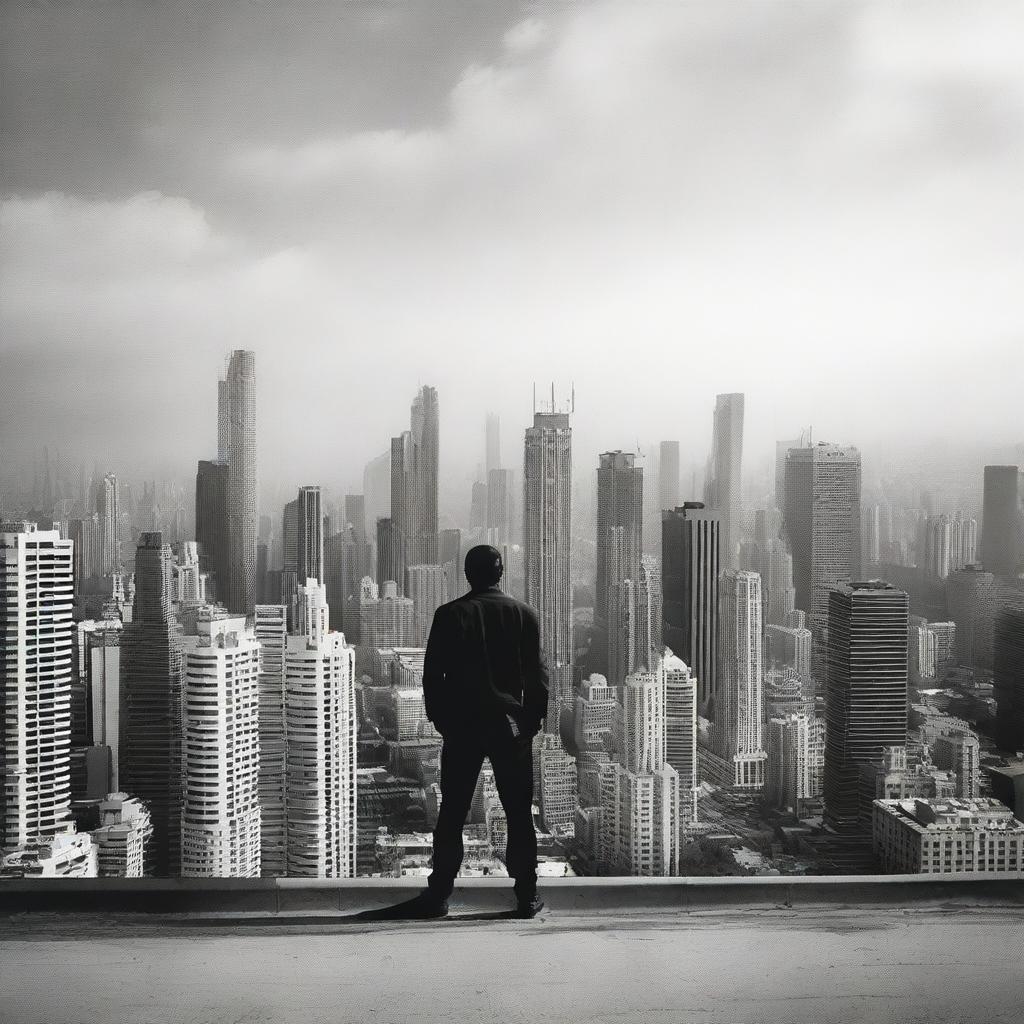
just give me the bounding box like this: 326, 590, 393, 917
3, 878, 1023, 1024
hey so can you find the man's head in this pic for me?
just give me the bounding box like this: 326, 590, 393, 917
464, 544, 503, 590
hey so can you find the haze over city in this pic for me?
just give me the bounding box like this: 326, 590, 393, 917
3, 0, 1024, 492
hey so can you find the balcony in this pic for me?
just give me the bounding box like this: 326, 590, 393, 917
2, 875, 1021, 1023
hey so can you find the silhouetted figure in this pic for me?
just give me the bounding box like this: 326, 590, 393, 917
373, 545, 548, 920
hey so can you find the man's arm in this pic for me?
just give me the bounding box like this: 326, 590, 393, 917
422, 605, 449, 730
522, 608, 549, 735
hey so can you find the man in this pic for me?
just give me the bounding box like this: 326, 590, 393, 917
379, 544, 548, 920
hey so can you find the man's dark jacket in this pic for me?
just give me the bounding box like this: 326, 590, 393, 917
423, 586, 549, 738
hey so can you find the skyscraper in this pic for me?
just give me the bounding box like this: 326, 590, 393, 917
296, 485, 323, 584
195, 459, 229, 604
662, 503, 720, 710
524, 407, 573, 730
981, 466, 1023, 577
658, 441, 680, 513
621, 666, 666, 775
664, 652, 697, 822
1, 523, 75, 849
486, 468, 514, 544
704, 393, 744, 570
717, 570, 767, 788
823, 581, 908, 835
181, 616, 262, 878
391, 386, 440, 587
97, 472, 120, 574
120, 533, 184, 875
784, 443, 862, 678
254, 604, 287, 876
224, 349, 258, 614
596, 451, 643, 618
405, 564, 448, 646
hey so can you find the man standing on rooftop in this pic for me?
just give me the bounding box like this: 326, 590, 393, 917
373, 544, 549, 920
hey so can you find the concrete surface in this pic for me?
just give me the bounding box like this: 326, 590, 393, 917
3, 900, 1024, 1023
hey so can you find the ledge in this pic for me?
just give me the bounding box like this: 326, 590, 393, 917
2, 873, 1022, 918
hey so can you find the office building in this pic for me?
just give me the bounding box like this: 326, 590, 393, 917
766, 713, 813, 814
704, 393, 744, 570
981, 465, 1023, 576
359, 580, 416, 649
524, 407, 573, 730
97, 472, 120, 574
224, 349, 258, 614
598, 760, 680, 876
662, 503, 719, 710
195, 459, 229, 605
573, 675, 618, 750
994, 605, 1024, 753
824, 582, 908, 835
621, 665, 666, 775
783, 443, 862, 675
85, 621, 122, 789
254, 604, 288, 876
90, 793, 152, 877
119, 533, 185, 876
1, 523, 75, 849
931, 730, 981, 799
181, 616, 262, 878
538, 732, 578, 831
873, 798, 1024, 875
486, 468, 514, 545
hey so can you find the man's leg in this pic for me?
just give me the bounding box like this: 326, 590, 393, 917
428, 733, 486, 899
489, 732, 537, 901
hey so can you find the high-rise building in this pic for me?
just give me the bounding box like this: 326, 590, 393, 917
620, 665, 666, 775
775, 436, 803, 511
537, 732, 578, 831
663, 653, 697, 821
924, 515, 953, 580
285, 627, 357, 877
766, 713, 813, 814
662, 503, 719, 710
982, 466, 1023, 577
573, 674, 618, 750
391, 386, 440, 588
704, 393, 744, 570
950, 511, 978, 572
783, 443, 862, 677
485, 413, 501, 477
636, 555, 663, 672
405, 564, 448, 645
362, 450, 391, 530
97, 472, 120, 574
296, 485, 323, 585
181, 616, 261, 877
598, 760, 680, 876
359, 579, 416, 649
120, 533, 184, 875
717, 570, 767, 788
375, 517, 401, 592
765, 624, 812, 681
524, 409, 573, 730
224, 349, 258, 614
760, 538, 796, 626
824, 581, 908, 835
254, 604, 287, 876
90, 793, 152, 877
67, 515, 97, 594
947, 565, 998, 672
195, 460, 229, 605
658, 441, 680, 513
1, 523, 75, 849
994, 605, 1024, 754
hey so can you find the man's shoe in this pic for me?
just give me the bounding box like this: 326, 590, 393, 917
365, 890, 449, 921
515, 893, 545, 919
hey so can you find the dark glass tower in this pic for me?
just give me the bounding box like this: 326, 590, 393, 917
982, 465, 1023, 577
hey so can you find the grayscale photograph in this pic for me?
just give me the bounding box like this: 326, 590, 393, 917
1, 1, 1023, 1022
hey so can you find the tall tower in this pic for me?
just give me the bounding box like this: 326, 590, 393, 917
704, 393, 744, 570
823, 581, 908, 835
783, 442, 862, 677
255, 603, 287, 877
621, 664, 666, 775
285, 603, 357, 877
994, 604, 1024, 753
596, 451, 644, 621
524, 404, 573, 730
662, 503, 720, 711
120, 533, 184, 875
664, 652, 697, 822
658, 441, 680, 513
181, 616, 262, 877
981, 466, 1023, 577
391, 386, 440, 588
97, 473, 120, 574
296, 485, 324, 585
486, 468, 514, 544
1, 523, 75, 849
195, 459, 229, 605
718, 570, 767, 789
224, 350, 258, 614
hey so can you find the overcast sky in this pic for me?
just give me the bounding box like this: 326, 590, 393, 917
2, 1, 1022, 498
